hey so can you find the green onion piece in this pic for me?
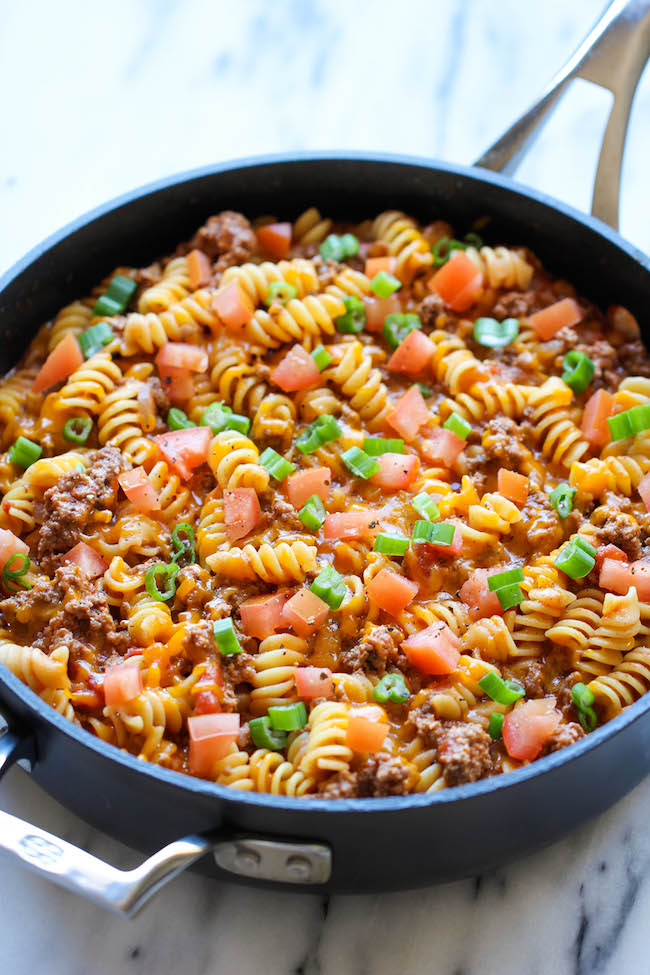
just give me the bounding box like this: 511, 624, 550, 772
339, 233, 360, 258
249, 715, 288, 751
411, 520, 435, 544
574, 536, 597, 558
227, 412, 251, 435
412, 520, 454, 545
562, 351, 595, 395
554, 542, 595, 580
412, 492, 440, 522
463, 232, 484, 248
320, 234, 344, 262
431, 237, 466, 267
549, 483, 576, 519
268, 701, 308, 732
571, 682, 598, 733
1, 553, 32, 593
370, 270, 401, 298
295, 414, 342, 454
373, 533, 409, 557
341, 446, 380, 480
382, 313, 421, 351
311, 345, 332, 372
171, 522, 195, 566
8, 436, 42, 469
63, 416, 92, 445
626, 404, 650, 435
335, 296, 367, 334
488, 712, 505, 740
91, 295, 122, 318
145, 562, 179, 601
417, 383, 432, 397
167, 408, 196, 431
213, 617, 242, 656
373, 673, 409, 704
201, 401, 233, 434
259, 447, 295, 481
363, 437, 404, 456
266, 281, 298, 306
487, 567, 525, 592
479, 672, 525, 705
443, 412, 471, 441
473, 317, 519, 348
105, 274, 137, 309
310, 565, 346, 610
78, 321, 114, 358
607, 412, 633, 442
299, 494, 326, 532
496, 583, 524, 611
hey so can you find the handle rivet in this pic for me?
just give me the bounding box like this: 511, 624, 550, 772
233, 847, 261, 873
285, 855, 312, 882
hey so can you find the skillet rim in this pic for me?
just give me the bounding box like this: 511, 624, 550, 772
1, 149, 650, 815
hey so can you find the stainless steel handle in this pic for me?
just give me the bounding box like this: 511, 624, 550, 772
475, 0, 650, 230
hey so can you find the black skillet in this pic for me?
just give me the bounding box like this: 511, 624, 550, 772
0, 0, 649, 914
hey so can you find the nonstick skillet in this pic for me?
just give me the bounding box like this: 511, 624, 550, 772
0, 0, 649, 914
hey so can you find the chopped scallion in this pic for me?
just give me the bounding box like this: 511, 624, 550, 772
78, 321, 114, 358
213, 617, 242, 656
335, 295, 366, 334
549, 483, 576, 519
1, 553, 32, 593
473, 317, 519, 348
259, 447, 295, 481
487, 567, 524, 592
412, 493, 440, 522
479, 672, 525, 705
341, 446, 380, 480
266, 281, 298, 306
370, 270, 401, 298
8, 436, 42, 469
373, 533, 409, 557
495, 583, 524, 611
382, 313, 420, 351
249, 715, 287, 751
171, 522, 195, 566
63, 416, 92, 445
554, 541, 595, 580
268, 702, 308, 732
373, 673, 409, 704
431, 237, 466, 267
443, 412, 471, 441
488, 712, 504, 740
145, 562, 179, 601
363, 437, 404, 455
167, 408, 196, 431
571, 682, 598, 733
311, 345, 332, 372
295, 414, 341, 454
310, 565, 346, 609
299, 494, 326, 532
562, 351, 595, 395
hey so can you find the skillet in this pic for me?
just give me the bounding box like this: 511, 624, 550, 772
0, 0, 649, 914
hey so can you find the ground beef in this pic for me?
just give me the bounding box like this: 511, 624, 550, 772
504, 660, 546, 699
237, 722, 253, 753
147, 374, 170, 419
491, 290, 540, 320
221, 650, 257, 710
594, 509, 642, 562
405, 691, 440, 749
337, 624, 401, 676
318, 754, 410, 798
511, 487, 569, 552
418, 293, 445, 329
269, 493, 307, 532
136, 263, 162, 289
575, 339, 619, 388
34, 447, 124, 571
481, 416, 532, 470
617, 340, 650, 379
435, 722, 493, 786
188, 211, 255, 274
540, 721, 585, 755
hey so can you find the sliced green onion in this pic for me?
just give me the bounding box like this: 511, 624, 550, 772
488, 712, 504, 740
363, 437, 404, 456
268, 702, 308, 732
335, 296, 366, 334
145, 562, 179, 601
249, 715, 287, 751
443, 412, 471, 441
479, 672, 525, 705
550, 483, 576, 519
554, 542, 595, 580
201, 401, 233, 434
562, 351, 595, 395
431, 237, 466, 267
382, 313, 420, 351
91, 295, 122, 318
320, 233, 359, 263
574, 536, 597, 558
227, 412, 251, 435
339, 233, 360, 257
78, 321, 114, 358
62, 416, 92, 445
473, 317, 519, 348
463, 232, 484, 248
571, 682, 598, 733
296, 414, 342, 454
373, 533, 409, 557
299, 494, 326, 532
370, 271, 401, 298
266, 281, 298, 306
496, 583, 524, 611
213, 617, 242, 656
171, 522, 195, 566
106, 274, 137, 309
2, 553, 32, 593
626, 404, 650, 435
607, 412, 633, 442
412, 520, 454, 545
8, 437, 42, 469
310, 565, 346, 609
167, 408, 195, 431
417, 383, 432, 397
373, 673, 409, 704
412, 492, 440, 522
311, 345, 332, 372
259, 447, 295, 481
488, 567, 525, 592
341, 446, 380, 480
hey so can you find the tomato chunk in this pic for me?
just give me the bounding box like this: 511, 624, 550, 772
581, 389, 615, 447
156, 342, 208, 374
363, 294, 401, 333
188, 713, 240, 776
639, 473, 650, 511
502, 698, 560, 760
459, 568, 502, 621
240, 591, 291, 640
256, 222, 292, 259
323, 511, 375, 540
370, 453, 420, 490
497, 469, 529, 506
387, 329, 435, 376
528, 298, 582, 340
104, 661, 143, 709
61, 542, 108, 579
281, 589, 330, 637
364, 257, 397, 278
33, 333, 84, 394
346, 705, 389, 753
421, 428, 465, 467
0, 528, 29, 574
594, 544, 627, 572
271, 344, 321, 392
187, 249, 212, 290
118, 467, 161, 512
366, 568, 418, 616
429, 252, 483, 312
386, 385, 430, 441
153, 427, 212, 480
212, 282, 253, 330
286, 467, 331, 509
294, 666, 334, 699
603, 560, 650, 600
223, 488, 262, 542
401, 622, 461, 674
161, 367, 194, 404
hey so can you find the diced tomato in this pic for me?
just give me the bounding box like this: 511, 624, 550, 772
323, 510, 375, 540
370, 453, 420, 491
497, 469, 529, 506
281, 589, 330, 637
118, 467, 161, 512
223, 488, 262, 542
528, 298, 582, 340
363, 294, 401, 333
294, 666, 334, 699
594, 544, 627, 572
193, 691, 222, 715
401, 622, 461, 674
599, 557, 632, 595
240, 590, 292, 640
581, 389, 615, 447
639, 473, 650, 511
33, 333, 84, 394
629, 563, 650, 600
104, 661, 142, 709
387, 329, 435, 376
153, 427, 212, 480
459, 568, 502, 620
271, 345, 321, 392
188, 713, 240, 776
61, 541, 108, 579
212, 282, 253, 330
502, 698, 561, 761
286, 467, 331, 509
386, 385, 430, 441
187, 249, 212, 290
365, 256, 397, 278
256, 222, 292, 259
421, 428, 465, 467
346, 705, 389, 753
429, 252, 483, 312
366, 568, 418, 616
0, 528, 29, 574
156, 342, 208, 374
161, 367, 194, 404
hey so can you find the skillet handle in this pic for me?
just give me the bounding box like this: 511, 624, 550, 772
474, 0, 650, 230
0, 724, 331, 916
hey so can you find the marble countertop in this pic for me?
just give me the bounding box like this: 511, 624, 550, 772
1, 1, 650, 973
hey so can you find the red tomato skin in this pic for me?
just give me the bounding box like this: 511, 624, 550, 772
271, 345, 321, 392
502, 698, 560, 761
256, 222, 292, 259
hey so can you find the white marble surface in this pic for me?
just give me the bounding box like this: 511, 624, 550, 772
1, 1, 650, 973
